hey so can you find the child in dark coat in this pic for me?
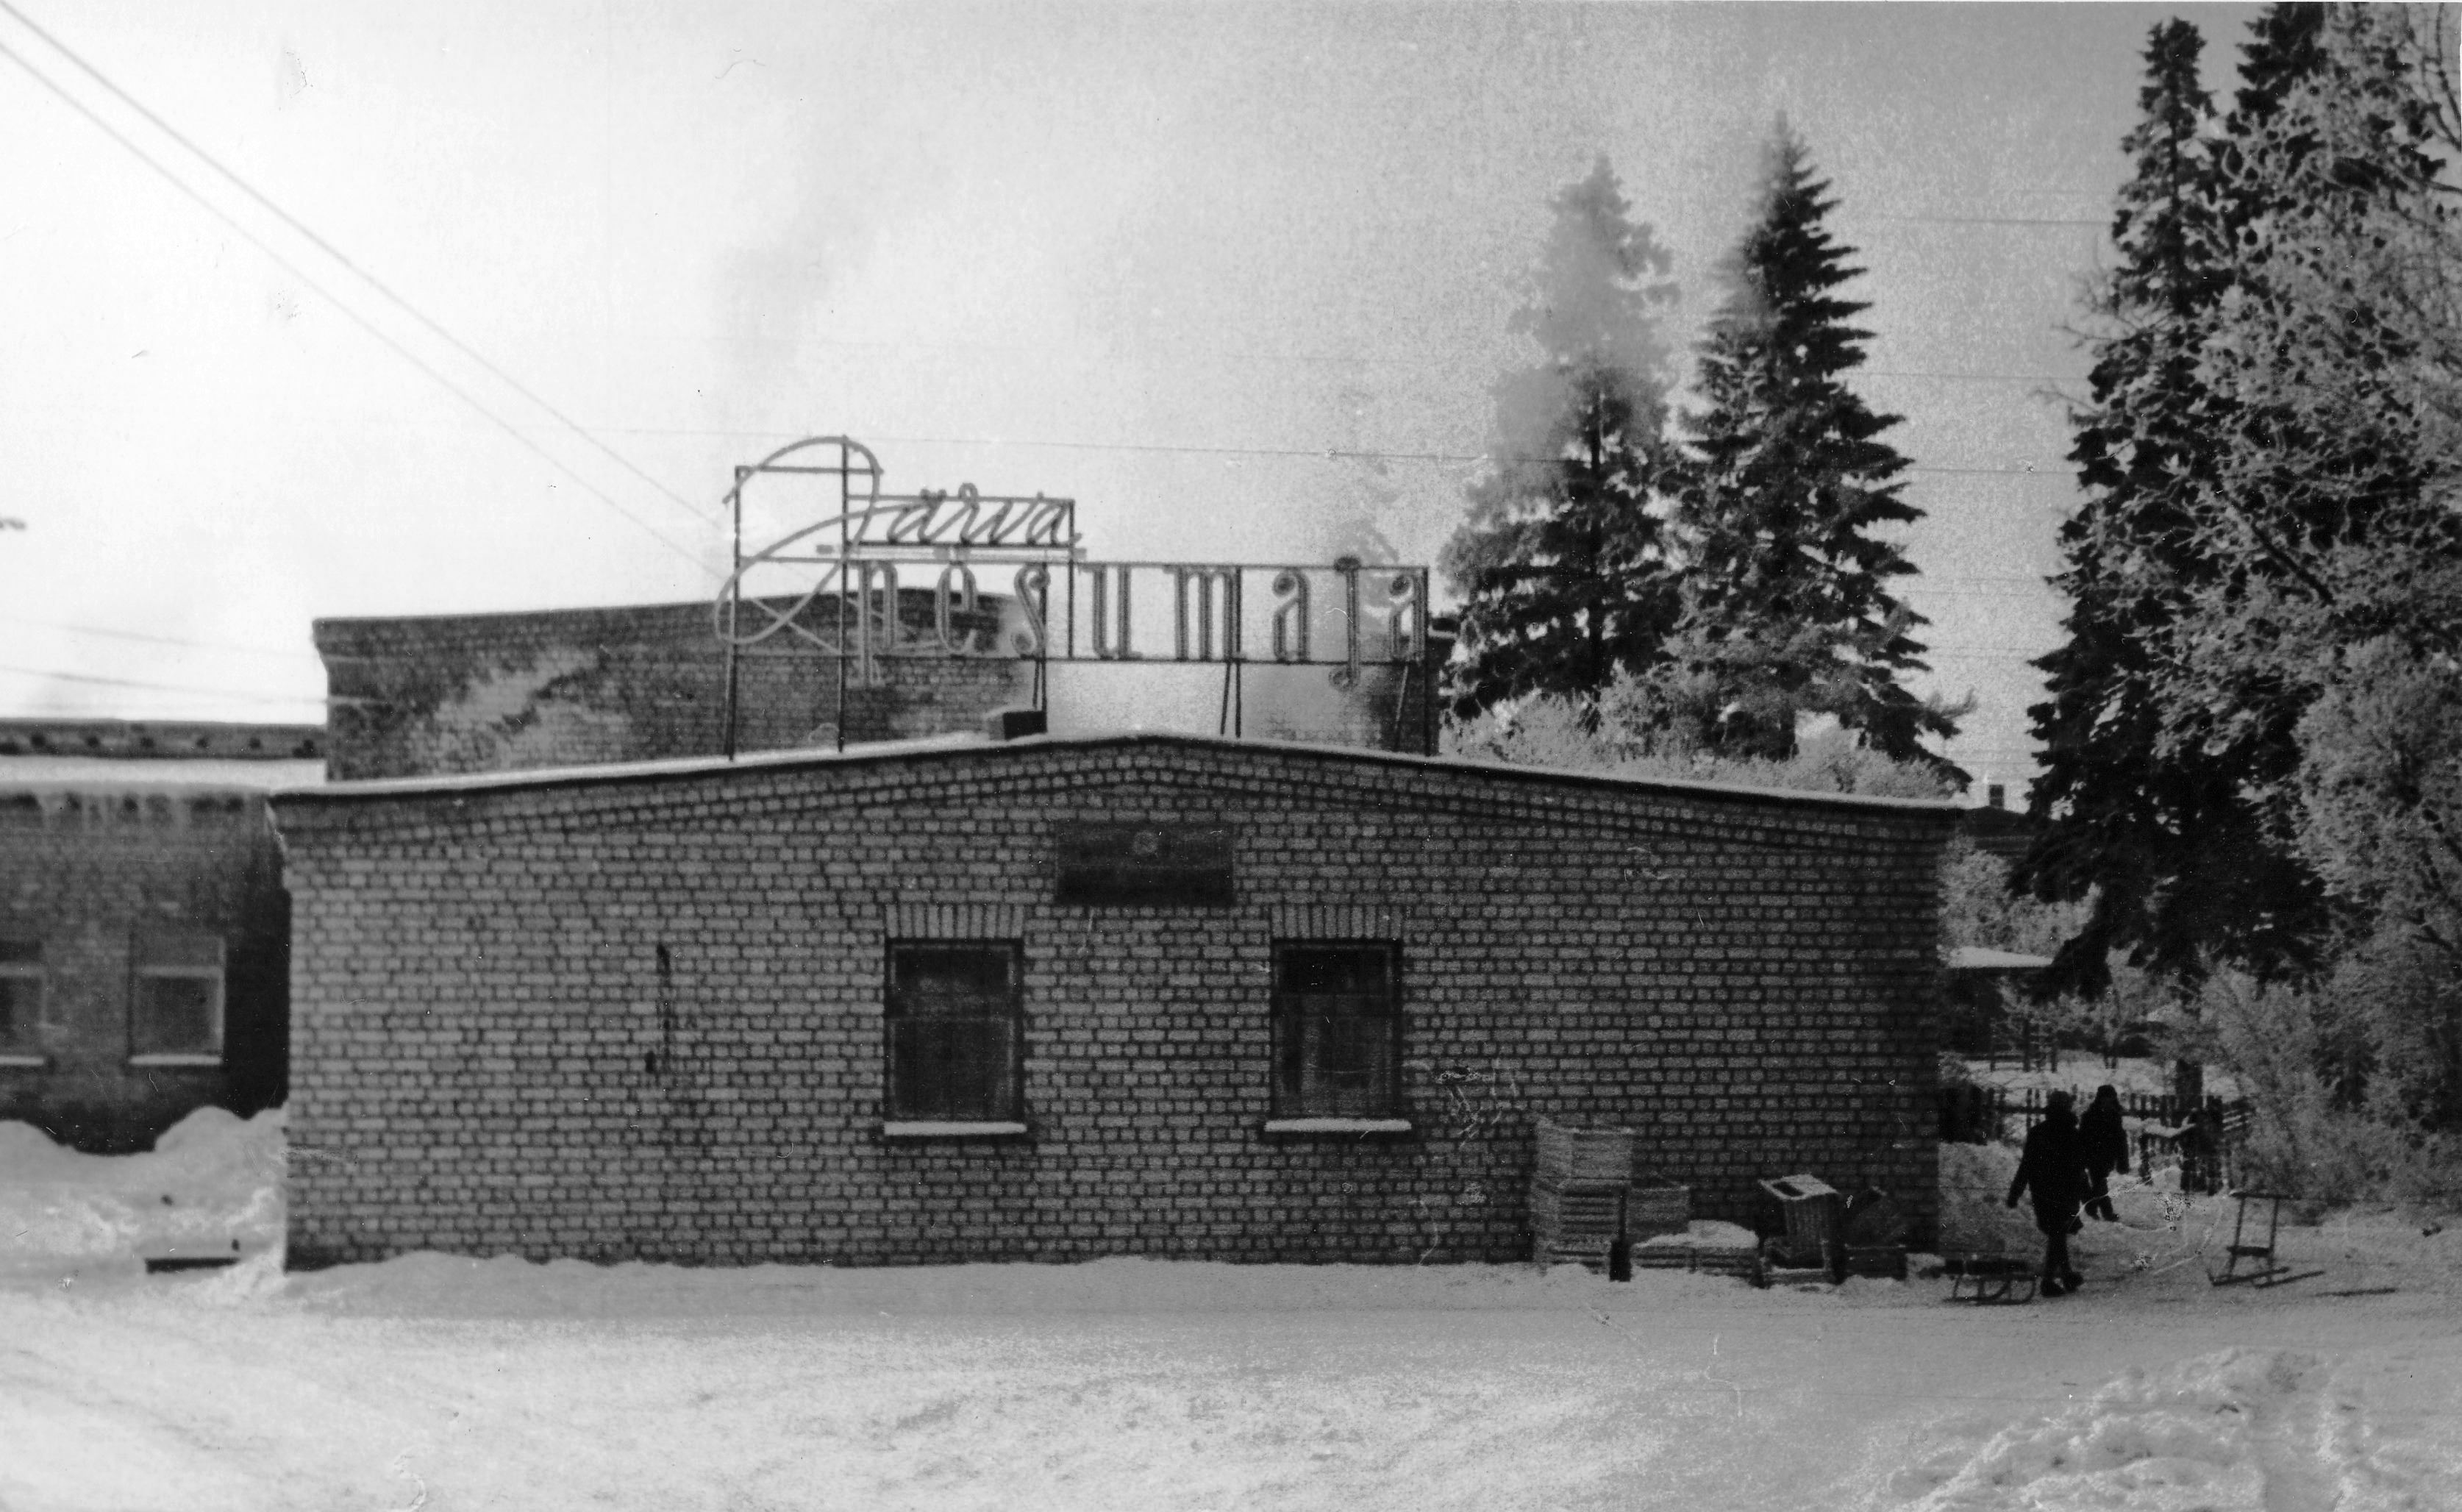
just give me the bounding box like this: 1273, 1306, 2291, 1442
2005, 1091, 2097, 1294
2079, 1084, 2133, 1222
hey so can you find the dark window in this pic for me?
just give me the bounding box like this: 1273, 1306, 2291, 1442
885, 941, 1023, 1121
0, 939, 39, 1054
130, 929, 224, 1061
1272, 941, 1402, 1118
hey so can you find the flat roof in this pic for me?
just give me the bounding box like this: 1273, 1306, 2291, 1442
0, 757, 327, 791
271, 729, 1966, 819
1947, 946, 2054, 972
0, 717, 323, 761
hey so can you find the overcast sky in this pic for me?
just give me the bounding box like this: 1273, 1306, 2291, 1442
0, 1, 2259, 794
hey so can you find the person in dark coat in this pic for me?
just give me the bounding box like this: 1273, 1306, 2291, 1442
2005, 1090, 2095, 1294
2080, 1084, 2133, 1222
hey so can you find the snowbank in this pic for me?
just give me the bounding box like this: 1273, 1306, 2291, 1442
1637, 1219, 1757, 1251
0, 1108, 285, 1278
1899, 1347, 2434, 1511
286, 1247, 1785, 1321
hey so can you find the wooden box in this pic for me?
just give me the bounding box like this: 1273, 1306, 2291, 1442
1535, 1119, 1635, 1186
1629, 1177, 1690, 1239
1756, 1174, 1842, 1269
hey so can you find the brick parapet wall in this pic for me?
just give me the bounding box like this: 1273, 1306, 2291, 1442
316, 596, 1448, 781
274, 737, 1952, 1268
315, 593, 1026, 780
0, 786, 288, 1150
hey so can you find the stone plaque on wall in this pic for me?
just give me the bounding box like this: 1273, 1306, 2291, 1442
1053, 821, 1235, 907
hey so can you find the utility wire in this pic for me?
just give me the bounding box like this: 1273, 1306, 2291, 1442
0, 613, 320, 661
1864, 213, 2108, 229
0, 0, 713, 529
0, 33, 718, 577
0, 661, 321, 705
707, 328, 2074, 387
444, 420, 2090, 483
710, 427, 2083, 480
1917, 574, 2063, 584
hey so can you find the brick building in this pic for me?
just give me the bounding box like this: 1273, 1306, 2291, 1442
0, 719, 321, 1150
271, 730, 1958, 1269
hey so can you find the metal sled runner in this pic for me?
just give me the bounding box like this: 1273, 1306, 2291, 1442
1944, 1252, 2039, 1304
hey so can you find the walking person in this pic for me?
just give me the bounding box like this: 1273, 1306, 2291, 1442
2080, 1084, 2132, 1222
2006, 1090, 2096, 1295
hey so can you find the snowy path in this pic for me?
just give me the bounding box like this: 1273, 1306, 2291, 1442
3, 1258, 2458, 1512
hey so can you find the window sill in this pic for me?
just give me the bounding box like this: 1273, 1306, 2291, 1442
1261, 1117, 1413, 1135
880, 1120, 1030, 1141
128, 1054, 223, 1068
0, 1054, 46, 1069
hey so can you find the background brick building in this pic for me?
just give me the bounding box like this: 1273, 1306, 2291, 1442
0, 719, 320, 1150
316, 591, 1024, 780
271, 731, 1958, 1269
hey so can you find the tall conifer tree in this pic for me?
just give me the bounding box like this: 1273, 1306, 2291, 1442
1650, 124, 1955, 771
1442, 158, 1682, 720
2021, 13, 2333, 996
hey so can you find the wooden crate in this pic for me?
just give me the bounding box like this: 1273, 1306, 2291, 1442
1629, 1177, 1690, 1239
1535, 1119, 1635, 1186
1530, 1179, 1627, 1268
1756, 1174, 1841, 1268
1632, 1243, 1760, 1278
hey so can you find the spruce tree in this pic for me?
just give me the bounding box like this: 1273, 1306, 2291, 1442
2022, 18, 2307, 995
2021, 9, 2352, 996
1441, 158, 1682, 721
1649, 123, 1955, 771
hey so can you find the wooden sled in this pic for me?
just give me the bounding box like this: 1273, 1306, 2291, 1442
2208, 1191, 2324, 1288
1944, 1252, 2038, 1304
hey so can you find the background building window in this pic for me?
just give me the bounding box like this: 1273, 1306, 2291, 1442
0, 939, 40, 1057
130, 929, 224, 1064
885, 941, 1022, 1122
1272, 941, 1401, 1118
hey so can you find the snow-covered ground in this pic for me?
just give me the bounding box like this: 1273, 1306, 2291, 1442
3, 1111, 2458, 1511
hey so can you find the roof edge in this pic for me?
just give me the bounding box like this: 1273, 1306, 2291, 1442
269, 730, 1967, 820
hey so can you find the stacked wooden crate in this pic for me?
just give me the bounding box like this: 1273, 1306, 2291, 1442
1530, 1119, 1690, 1268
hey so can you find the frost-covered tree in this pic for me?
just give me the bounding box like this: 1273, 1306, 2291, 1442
2036, 5, 2462, 1130
2019, 16, 2327, 997
1447, 674, 1955, 799
1441, 157, 1683, 720
1647, 123, 1957, 773
2296, 634, 2462, 1124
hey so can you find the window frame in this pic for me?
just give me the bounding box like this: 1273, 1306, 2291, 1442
0, 939, 42, 1064
128, 930, 226, 1067
881, 938, 1027, 1135
1269, 938, 1406, 1124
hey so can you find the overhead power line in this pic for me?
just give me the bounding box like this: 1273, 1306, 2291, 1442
1863, 213, 2107, 229
0, 21, 718, 577
0, 613, 320, 661
0, 0, 713, 529
0, 661, 321, 705
675, 427, 2082, 480
710, 328, 2072, 388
